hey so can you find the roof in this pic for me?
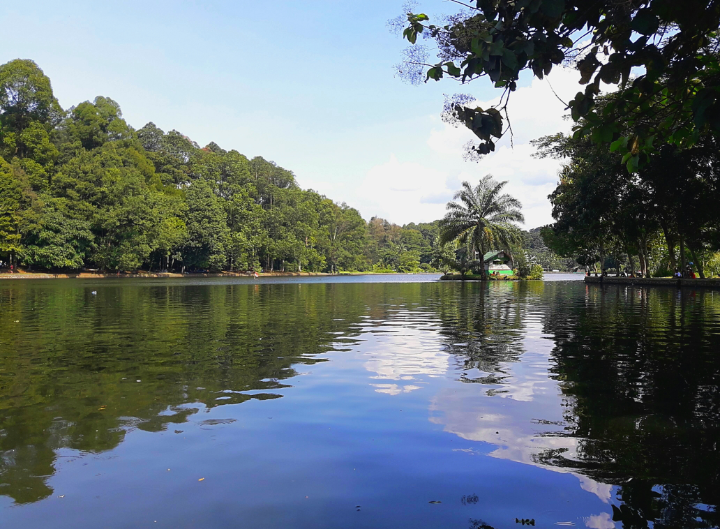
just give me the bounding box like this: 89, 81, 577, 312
483, 251, 506, 262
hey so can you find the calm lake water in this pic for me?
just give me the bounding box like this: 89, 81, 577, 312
1, 275, 719, 528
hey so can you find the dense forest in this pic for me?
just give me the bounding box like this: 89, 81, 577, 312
0, 59, 465, 274
0, 59, 574, 275
535, 125, 720, 278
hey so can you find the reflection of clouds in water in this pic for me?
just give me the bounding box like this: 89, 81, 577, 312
495, 377, 546, 402
430, 335, 614, 505
362, 326, 449, 393
431, 387, 612, 502
371, 384, 422, 395
585, 512, 616, 528
578, 477, 613, 504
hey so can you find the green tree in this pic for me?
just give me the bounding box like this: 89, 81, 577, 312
0, 157, 37, 267
398, 249, 421, 272
439, 175, 524, 279
62, 96, 133, 151
183, 178, 228, 271
537, 123, 720, 276
319, 200, 368, 273
0, 59, 62, 137
0, 58, 459, 275
22, 198, 93, 270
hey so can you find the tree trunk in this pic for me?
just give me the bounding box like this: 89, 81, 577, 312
479, 243, 488, 280
689, 247, 705, 278
641, 235, 650, 277
680, 235, 686, 276
660, 222, 677, 271
628, 254, 636, 276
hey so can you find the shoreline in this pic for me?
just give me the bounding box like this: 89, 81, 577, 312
584, 276, 720, 289
0, 271, 442, 280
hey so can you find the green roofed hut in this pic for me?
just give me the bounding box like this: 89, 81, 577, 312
484, 251, 514, 276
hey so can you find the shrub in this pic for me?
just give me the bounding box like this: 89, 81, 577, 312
528, 264, 543, 280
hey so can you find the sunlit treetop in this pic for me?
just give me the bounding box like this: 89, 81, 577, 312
396, 0, 720, 171
0, 59, 63, 134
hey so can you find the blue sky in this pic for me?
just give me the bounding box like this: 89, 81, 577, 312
1, 1, 581, 227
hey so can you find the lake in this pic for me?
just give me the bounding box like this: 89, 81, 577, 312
1, 275, 718, 528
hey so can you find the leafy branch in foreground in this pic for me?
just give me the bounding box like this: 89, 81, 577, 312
395, 0, 720, 168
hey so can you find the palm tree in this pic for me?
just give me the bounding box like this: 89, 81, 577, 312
439, 175, 524, 278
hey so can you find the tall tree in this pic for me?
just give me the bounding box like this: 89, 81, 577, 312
0, 59, 62, 138
183, 178, 228, 271
0, 157, 35, 266
439, 175, 524, 278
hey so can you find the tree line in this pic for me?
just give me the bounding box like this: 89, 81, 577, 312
535, 114, 720, 277
0, 59, 465, 274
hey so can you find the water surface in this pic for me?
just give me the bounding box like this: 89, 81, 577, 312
1, 276, 718, 528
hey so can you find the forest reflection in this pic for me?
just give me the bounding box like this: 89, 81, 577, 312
543, 285, 720, 529
434, 282, 720, 528
0, 281, 368, 504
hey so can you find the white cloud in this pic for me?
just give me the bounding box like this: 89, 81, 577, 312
585, 512, 616, 529
353, 67, 585, 228
354, 155, 455, 223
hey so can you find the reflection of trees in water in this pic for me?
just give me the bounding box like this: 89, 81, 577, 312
540, 285, 720, 528
434, 282, 543, 377
0, 282, 367, 504
468, 518, 496, 529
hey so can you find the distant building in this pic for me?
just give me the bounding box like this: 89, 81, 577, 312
484, 251, 514, 276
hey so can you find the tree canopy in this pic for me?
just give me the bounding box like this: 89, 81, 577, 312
536, 122, 720, 276
0, 59, 485, 274
397, 0, 720, 168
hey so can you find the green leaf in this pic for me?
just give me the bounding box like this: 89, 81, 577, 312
600, 124, 613, 143
445, 62, 461, 77
598, 63, 620, 85
501, 49, 518, 70
609, 138, 625, 152
540, 0, 565, 18
523, 40, 535, 56
426, 67, 443, 82
631, 10, 659, 36
577, 54, 600, 84
626, 155, 639, 173
489, 40, 505, 56
402, 27, 417, 44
